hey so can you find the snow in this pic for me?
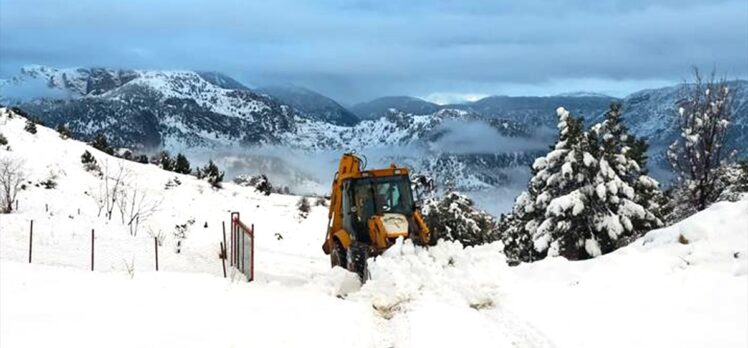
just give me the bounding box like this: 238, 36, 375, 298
1, 108, 747, 347
561, 161, 573, 177
582, 152, 596, 167
547, 190, 585, 216
596, 213, 625, 238
584, 238, 602, 257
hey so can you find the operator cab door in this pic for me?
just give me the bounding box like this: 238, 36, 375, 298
341, 180, 370, 244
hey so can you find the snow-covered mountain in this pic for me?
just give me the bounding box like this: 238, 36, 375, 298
259, 85, 359, 126
1, 107, 745, 347
1, 65, 298, 149
0, 66, 544, 194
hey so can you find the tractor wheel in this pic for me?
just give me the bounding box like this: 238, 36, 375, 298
330, 239, 347, 268
348, 242, 370, 282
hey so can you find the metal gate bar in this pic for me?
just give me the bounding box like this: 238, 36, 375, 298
229, 212, 254, 282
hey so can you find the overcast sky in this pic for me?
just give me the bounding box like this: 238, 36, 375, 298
1, 0, 746, 104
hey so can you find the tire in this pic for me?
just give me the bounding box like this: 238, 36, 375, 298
428, 230, 439, 246
330, 239, 347, 268
348, 242, 369, 282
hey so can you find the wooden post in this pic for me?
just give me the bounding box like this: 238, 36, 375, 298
91, 229, 95, 271
220, 242, 227, 278
45, 203, 48, 212
15, 199, 18, 211
222, 221, 227, 259
154, 237, 159, 271
221, 221, 227, 278
28, 220, 33, 263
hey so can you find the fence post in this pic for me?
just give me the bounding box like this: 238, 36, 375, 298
220, 242, 227, 278
222, 222, 228, 278
154, 237, 159, 272
91, 229, 95, 271
28, 220, 33, 263
233, 223, 238, 267
222, 221, 227, 258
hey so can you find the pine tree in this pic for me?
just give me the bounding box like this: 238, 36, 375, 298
0, 132, 7, 146
502, 107, 599, 261
588, 103, 664, 247
56, 123, 72, 139
197, 160, 224, 189
157, 151, 175, 171
714, 160, 748, 202
255, 174, 272, 195
297, 197, 311, 218
91, 133, 113, 155
24, 120, 37, 134
174, 153, 192, 174
423, 191, 498, 247
81, 150, 100, 172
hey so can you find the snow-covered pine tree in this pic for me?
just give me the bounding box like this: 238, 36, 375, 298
422, 191, 498, 247
588, 103, 664, 248
667, 69, 735, 220
254, 174, 272, 196
502, 107, 599, 261
714, 160, 748, 202
411, 173, 436, 202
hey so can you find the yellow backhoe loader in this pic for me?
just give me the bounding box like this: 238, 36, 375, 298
322, 153, 431, 280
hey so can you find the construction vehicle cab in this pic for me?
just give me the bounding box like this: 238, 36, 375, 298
323, 153, 430, 280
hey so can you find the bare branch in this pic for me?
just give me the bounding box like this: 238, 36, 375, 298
0, 157, 26, 213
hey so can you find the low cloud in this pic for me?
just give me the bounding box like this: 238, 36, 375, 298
429, 119, 551, 155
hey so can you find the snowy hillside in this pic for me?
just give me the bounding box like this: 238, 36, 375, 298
1, 107, 746, 347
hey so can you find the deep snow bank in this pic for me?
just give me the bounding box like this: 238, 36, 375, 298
361, 239, 505, 310
503, 199, 748, 348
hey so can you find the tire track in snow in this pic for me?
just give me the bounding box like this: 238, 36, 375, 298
479, 306, 555, 348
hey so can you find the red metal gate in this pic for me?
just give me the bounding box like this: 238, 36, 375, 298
230, 212, 254, 282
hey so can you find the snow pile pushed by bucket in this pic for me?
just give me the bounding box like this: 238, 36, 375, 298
357, 239, 507, 311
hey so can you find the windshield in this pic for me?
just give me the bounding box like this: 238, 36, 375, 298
350, 176, 414, 219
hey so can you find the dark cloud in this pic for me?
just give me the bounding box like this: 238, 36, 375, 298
1, 0, 746, 103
